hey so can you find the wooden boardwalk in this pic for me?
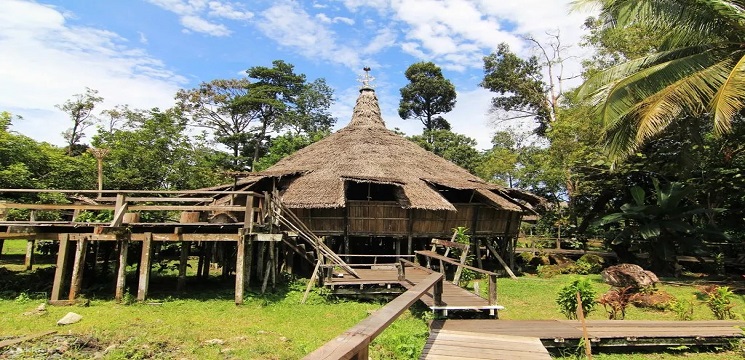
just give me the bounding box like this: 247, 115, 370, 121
325, 266, 503, 316
420, 319, 745, 359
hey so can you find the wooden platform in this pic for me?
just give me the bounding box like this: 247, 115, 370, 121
326, 266, 504, 316
421, 319, 745, 359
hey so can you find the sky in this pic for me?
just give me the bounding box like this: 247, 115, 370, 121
0, 0, 596, 150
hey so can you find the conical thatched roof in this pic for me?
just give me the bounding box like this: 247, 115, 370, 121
240, 87, 524, 212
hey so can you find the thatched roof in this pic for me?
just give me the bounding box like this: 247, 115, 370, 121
234, 86, 526, 212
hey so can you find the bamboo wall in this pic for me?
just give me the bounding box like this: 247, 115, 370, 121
291, 201, 523, 238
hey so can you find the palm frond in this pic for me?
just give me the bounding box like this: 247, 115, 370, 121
711, 52, 745, 134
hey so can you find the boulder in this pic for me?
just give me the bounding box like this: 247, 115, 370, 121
549, 254, 575, 267
601, 263, 658, 289
57, 312, 83, 326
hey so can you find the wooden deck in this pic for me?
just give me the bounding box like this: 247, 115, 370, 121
326, 266, 504, 316
420, 319, 745, 359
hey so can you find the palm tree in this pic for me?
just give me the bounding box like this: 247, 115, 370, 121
576, 0, 745, 159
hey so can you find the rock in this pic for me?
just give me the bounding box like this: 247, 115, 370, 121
279, 337, 289, 342
601, 264, 659, 289
203, 339, 224, 345
257, 330, 267, 335
57, 312, 83, 326
37, 303, 47, 312
549, 254, 575, 267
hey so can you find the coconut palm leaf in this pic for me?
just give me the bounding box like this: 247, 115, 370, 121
711, 51, 745, 133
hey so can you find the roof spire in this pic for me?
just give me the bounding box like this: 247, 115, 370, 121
358, 67, 375, 91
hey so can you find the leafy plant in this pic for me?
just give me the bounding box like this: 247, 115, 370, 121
669, 299, 694, 321
14, 292, 32, 303
452, 227, 477, 285
556, 278, 597, 320
598, 286, 634, 320
698, 285, 737, 320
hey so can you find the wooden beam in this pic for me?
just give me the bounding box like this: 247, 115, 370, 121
115, 235, 129, 302
50, 235, 71, 301
137, 232, 153, 302
110, 194, 128, 227
244, 195, 255, 232
68, 237, 88, 300
483, 240, 518, 280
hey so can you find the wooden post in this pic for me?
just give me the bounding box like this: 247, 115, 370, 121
137, 232, 153, 302
115, 235, 129, 302
177, 241, 190, 291
197, 242, 205, 279
397, 260, 406, 281
68, 238, 88, 300
244, 195, 255, 232
471, 206, 482, 269
407, 210, 414, 255
488, 274, 497, 305
201, 242, 211, 278
51, 235, 71, 301
256, 242, 265, 281
433, 277, 443, 307
576, 292, 593, 359
24, 239, 35, 270
0, 200, 5, 260
246, 234, 253, 289
235, 236, 246, 305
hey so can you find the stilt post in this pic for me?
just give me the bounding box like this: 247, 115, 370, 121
177, 241, 190, 291
68, 237, 88, 300
115, 235, 129, 302
137, 232, 153, 302
51, 234, 71, 301
24, 239, 35, 270
235, 234, 247, 305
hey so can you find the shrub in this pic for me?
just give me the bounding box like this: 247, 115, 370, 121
598, 286, 634, 320
669, 299, 694, 321
576, 254, 604, 274
630, 289, 676, 311
556, 278, 597, 320
698, 285, 736, 320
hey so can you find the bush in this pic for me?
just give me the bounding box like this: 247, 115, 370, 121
556, 278, 597, 320
698, 285, 736, 320
575, 254, 604, 274
629, 289, 675, 311
669, 299, 694, 321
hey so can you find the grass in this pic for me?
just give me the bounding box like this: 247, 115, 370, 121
2, 240, 745, 359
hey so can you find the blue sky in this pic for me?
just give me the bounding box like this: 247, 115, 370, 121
0, 0, 595, 149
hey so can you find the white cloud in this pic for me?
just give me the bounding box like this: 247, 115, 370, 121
0, 0, 185, 144
256, 1, 390, 70
146, 0, 252, 37
138, 31, 149, 44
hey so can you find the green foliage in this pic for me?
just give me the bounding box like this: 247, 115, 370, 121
398, 61, 457, 134
253, 131, 328, 171
576, 254, 604, 274
56, 87, 103, 155
14, 292, 31, 304
75, 210, 114, 223
670, 299, 694, 321
556, 278, 597, 319
698, 285, 737, 320
481, 43, 552, 134
409, 130, 481, 174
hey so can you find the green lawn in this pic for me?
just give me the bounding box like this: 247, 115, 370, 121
2, 240, 744, 359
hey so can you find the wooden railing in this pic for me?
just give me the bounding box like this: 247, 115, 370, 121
0, 188, 264, 227
303, 272, 444, 360
412, 252, 499, 307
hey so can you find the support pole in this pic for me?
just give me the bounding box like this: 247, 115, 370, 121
24, 239, 35, 271
177, 241, 190, 291
68, 238, 88, 300
407, 209, 414, 255
51, 235, 70, 302
235, 236, 246, 305
246, 235, 253, 290
115, 236, 129, 302
137, 232, 153, 302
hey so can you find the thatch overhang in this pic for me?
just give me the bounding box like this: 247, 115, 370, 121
230, 86, 527, 213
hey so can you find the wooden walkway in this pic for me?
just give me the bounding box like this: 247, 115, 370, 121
420, 319, 745, 359
325, 266, 504, 316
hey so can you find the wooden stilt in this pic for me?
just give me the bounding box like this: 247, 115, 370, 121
0, 240, 4, 261
177, 241, 190, 291
483, 239, 517, 280
201, 242, 211, 278
221, 242, 230, 279
301, 257, 323, 304
257, 242, 265, 281
395, 237, 401, 262
246, 235, 253, 289
24, 239, 35, 271
285, 241, 294, 274
51, 235, 71, 302
115, 236, 129, 302
270, 241, 276, 290
68, 238, 88, 300
235, 236, 246, 305
196, 242, 205, 279
137, 232, 153, 302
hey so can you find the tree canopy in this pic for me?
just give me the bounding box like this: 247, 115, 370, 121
398, 62, 457, 137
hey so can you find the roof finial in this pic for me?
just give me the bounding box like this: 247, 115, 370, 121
358, 67, 375, 91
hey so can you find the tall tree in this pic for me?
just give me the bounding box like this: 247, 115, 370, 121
481, 36, 569, 135
237, 60, 306, 170
175, 78, 255, 170
576, 0, 745, 159
56, 88, 103, 155
398, 62, 457, 139
409, 130, 481, 174
280, 78, 336, 135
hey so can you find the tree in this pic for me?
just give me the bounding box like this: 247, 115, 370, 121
0, 111, 21, 132
398, 62, 457, 139
176, 78, 255, 170
253, 131, 329, 171
280, 78, 335, 135
410, 130, 482, 174
237, 60, 307, 170
576, 0, 745, 159
481, 35, 569, 135
56, 88, 103, 155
